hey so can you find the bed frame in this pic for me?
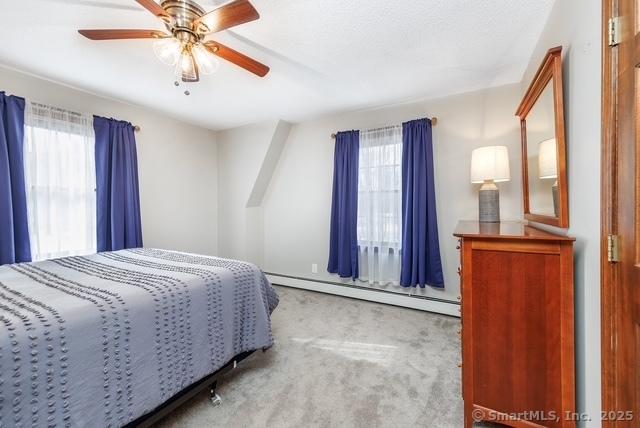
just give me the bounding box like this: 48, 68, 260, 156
124, 350, 257, 427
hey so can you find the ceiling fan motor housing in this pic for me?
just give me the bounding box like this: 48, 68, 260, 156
161, 0, 206, 43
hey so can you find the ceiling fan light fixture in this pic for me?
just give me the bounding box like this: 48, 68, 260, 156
175, 47, 199, 82
192, 43, 220, 75
153, 37, 182, 66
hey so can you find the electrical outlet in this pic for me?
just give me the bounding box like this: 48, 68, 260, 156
311, 263, 318, 274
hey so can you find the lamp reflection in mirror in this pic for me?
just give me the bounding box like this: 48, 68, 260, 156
538, 138, 559, 216
470, 146, 510, 223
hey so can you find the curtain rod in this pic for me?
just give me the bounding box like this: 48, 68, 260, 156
26, 100, 142, 132
330, 117, 437, 139
30, 101, 141, 131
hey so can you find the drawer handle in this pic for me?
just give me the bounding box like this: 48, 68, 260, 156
457, 267, 462, 276
456, 245, 461, 250
457, 295, 461, 301
457, 363, 462, 368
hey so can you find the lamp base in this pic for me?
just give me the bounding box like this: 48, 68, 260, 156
479, 181, 500, 223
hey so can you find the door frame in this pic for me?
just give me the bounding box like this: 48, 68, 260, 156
601, 0, 623, 425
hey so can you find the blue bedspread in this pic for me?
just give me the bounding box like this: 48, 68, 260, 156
0, 249, 279, 427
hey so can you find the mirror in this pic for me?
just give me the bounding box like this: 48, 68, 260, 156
516, 46, 568, 228
526, 82, 557, 217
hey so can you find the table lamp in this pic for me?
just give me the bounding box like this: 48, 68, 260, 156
470, 146, 510, 223
538, 138, 559, 216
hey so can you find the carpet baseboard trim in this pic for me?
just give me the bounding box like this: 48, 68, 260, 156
265, 273, 461, 318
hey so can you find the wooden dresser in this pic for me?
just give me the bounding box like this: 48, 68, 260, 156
454, 221, 575, 427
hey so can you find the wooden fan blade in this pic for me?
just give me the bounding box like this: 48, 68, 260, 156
195, 0, 259, 34
204, 41, 269, 77
134, 0, 168, 19
78, 29, 168, 40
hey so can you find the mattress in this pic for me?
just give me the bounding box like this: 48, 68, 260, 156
0, 248, 279, 427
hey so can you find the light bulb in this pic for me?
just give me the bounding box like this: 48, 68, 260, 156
175, 48, 199, 82
153, 38, 182, 66
192, 43, 220, 75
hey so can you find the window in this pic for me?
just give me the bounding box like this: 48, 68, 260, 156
357, 125, 402, 285
24, 102, 97, 261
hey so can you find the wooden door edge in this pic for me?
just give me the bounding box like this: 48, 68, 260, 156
601, 0, 619, 425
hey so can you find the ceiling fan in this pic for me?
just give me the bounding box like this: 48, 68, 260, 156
78, 0, 270, 84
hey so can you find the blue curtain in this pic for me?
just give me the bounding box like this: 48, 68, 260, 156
327, 130, 359, 279
0, 92, 31, 265
400, 118, 444, 288
94, 116, 143, 252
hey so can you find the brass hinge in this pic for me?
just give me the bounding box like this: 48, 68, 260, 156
609, 16, 622, 46
607, 234, 620, 263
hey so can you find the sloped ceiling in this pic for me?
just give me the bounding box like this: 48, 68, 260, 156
0, 0, 554, 130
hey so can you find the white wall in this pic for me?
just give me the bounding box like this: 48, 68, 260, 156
0, 65, 219, 256
217, 120, 282, 264
520, 0, 602, 426
218, 83, 524, 303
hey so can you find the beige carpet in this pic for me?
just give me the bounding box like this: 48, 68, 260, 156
156, 285, 464, 427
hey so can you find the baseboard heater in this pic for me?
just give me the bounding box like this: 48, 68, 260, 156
264, 273, 461, 318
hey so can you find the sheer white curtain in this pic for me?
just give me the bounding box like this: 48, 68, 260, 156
24, 102, 97, 261
357, 125, 403, 285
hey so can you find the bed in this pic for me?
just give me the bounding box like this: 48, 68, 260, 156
0, 248, 279, 427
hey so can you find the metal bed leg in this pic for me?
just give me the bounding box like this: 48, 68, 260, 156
210, 380, 222, 407
208, 357, 245, 408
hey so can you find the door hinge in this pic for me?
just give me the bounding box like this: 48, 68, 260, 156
607, 234, 620, 263
609, 16, 622, 46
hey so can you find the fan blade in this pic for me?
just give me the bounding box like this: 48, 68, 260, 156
134, 0, 168, 19
78, 29, 168, 40
204, 41, 269, 77
195, 0, 259, 34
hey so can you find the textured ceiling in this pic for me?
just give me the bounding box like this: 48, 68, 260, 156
0, 0, 554, 130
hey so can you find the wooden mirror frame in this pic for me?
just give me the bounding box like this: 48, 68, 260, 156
515, 46, 569, 228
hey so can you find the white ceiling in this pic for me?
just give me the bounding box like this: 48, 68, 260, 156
1, 0, 554, 130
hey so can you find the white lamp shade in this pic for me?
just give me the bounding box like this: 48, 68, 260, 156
538, 138, 558, 179
470, 145, 511, 183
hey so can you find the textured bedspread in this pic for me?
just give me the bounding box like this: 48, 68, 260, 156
0, 249, 279, 428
